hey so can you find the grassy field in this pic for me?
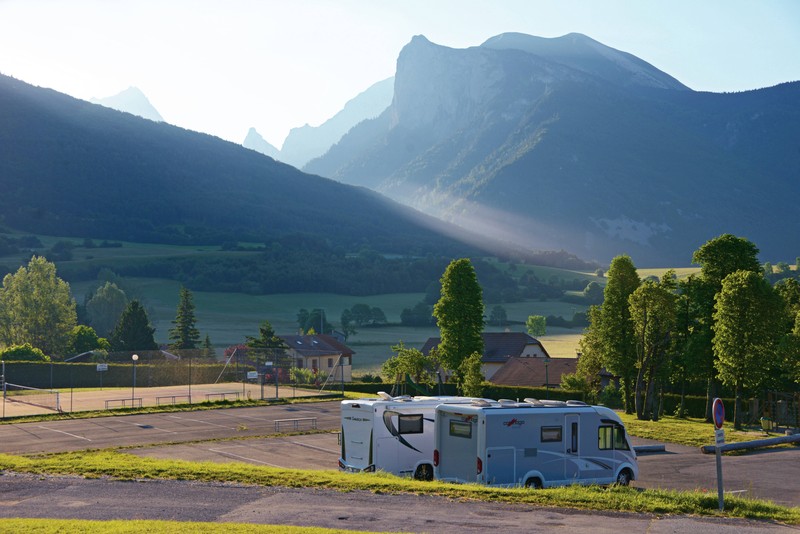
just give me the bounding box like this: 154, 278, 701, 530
70, 277, 589, 372
4, 232, 698, 374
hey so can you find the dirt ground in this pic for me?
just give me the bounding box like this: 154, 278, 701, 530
1, 382, 323, 417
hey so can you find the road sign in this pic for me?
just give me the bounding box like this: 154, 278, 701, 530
96, 363, 108, 372
712, 398, 725, 429
715, 428, 725, 446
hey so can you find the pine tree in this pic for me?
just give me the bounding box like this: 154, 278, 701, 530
168, 287, 200, 350
109, 300, 157, 351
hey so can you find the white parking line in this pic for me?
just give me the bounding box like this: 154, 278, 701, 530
289, 440, 339, 455
207, 447, 281, 466
37, 426, 92, 441
165, 415, 235, 429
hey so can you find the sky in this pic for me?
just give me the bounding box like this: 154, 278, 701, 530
1, 1, 799, 148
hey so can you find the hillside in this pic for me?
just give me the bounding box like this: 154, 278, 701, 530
0, 73, 471, 257
305, 33, 800, 265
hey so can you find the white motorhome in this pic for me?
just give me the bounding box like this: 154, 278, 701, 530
339, 393, 486, 480
434, 399, 638, 488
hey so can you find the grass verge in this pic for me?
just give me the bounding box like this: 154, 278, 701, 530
0, 518, 376, 533
618, 413, 791, 449
1, 450, 798, 523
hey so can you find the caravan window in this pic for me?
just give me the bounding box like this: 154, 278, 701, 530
398, 414, 423, 434
541, 426, 562, 443
449, 421, 472, 439
598, 425, 630, 450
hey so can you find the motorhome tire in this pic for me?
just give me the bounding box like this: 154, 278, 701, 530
414, 464, 433, 481
616, 468, 632, 486
524, 477, 543, 489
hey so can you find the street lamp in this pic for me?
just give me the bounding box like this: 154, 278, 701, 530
131, 354, 139, 405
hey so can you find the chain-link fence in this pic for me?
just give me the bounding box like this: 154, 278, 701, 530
0, 346, 341, 417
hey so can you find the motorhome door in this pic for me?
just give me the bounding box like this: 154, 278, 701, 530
565, 414, 580, 481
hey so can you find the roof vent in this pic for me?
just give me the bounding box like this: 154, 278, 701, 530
377, 391, 392, 400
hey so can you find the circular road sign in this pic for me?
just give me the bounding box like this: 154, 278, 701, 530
712, 397, 725, 429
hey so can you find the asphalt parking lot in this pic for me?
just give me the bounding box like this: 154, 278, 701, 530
1, 400, 798, 507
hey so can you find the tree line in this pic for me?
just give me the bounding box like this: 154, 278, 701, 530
570, 234, 800, 428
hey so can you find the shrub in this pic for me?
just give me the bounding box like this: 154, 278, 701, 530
0, 343, 50, 362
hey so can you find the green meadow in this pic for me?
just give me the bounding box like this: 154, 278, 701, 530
3, 233, 696, 373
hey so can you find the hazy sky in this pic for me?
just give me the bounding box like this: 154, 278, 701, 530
1, 1, 798, 148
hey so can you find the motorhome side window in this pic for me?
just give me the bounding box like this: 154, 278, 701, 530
613, 427, 629, 450
398, 414, 424, 434
541, 426, 562, 442
598, 425, 629, 450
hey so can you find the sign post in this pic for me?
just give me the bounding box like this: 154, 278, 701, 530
712, 397, 725, 511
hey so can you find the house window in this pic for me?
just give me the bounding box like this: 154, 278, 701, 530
328, 358, 333, 368
541, 426, 562, 443
398, 414, 423, 434
296, 359, 304, 368
311, 359, 317, 369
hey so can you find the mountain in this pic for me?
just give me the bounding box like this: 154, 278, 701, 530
305, 33, 800, 265
279, 77, 394, 169
243, 127, 280, 159
0, 73, 477, 257
90, 86, 163, 122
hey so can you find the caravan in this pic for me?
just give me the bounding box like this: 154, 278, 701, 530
339, 393, 487, 480
433, 399, 638, 488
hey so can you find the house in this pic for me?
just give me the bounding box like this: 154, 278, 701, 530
279, 334, 354, 382
488, 355, 578, 389
421, 332, 551, 380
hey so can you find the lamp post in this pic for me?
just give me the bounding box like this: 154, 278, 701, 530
131, 354, 139, 405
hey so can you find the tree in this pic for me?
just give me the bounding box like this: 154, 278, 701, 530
85, 282, 128, 338
526, 315, 546, 337
0, 343, 49, 362
489, 305, 508, 326
458, 352, 485, 397
713, 270, 783, 429
68, 325, 110, 355
109, 300, 158, 351
349, 304, 372, 326
370, 307, 387, 325
0, 256, 77, 357
202, 334, 215, 359
299, 309, 333, 334
246, 320, 286, 350
381, 342, 440, 387
583, 281, 604, 304
595, 255, 640, 413
693, 234, 761, 287
433, 259, 484, 377
400, 301, 434, 326
168, 287, 200, 350
691, 234, 761, 420
628, 277, 676, 420
340, 309, 356, 340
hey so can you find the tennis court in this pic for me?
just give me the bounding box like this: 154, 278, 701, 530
1, 382, 326, 418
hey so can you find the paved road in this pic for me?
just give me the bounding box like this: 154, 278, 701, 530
0, 473, 794, 533
0, 401, 341, 454
2, 401, 799, 508
633, 439, 800, 508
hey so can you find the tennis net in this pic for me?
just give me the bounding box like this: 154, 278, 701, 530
3, 382, 61, 412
